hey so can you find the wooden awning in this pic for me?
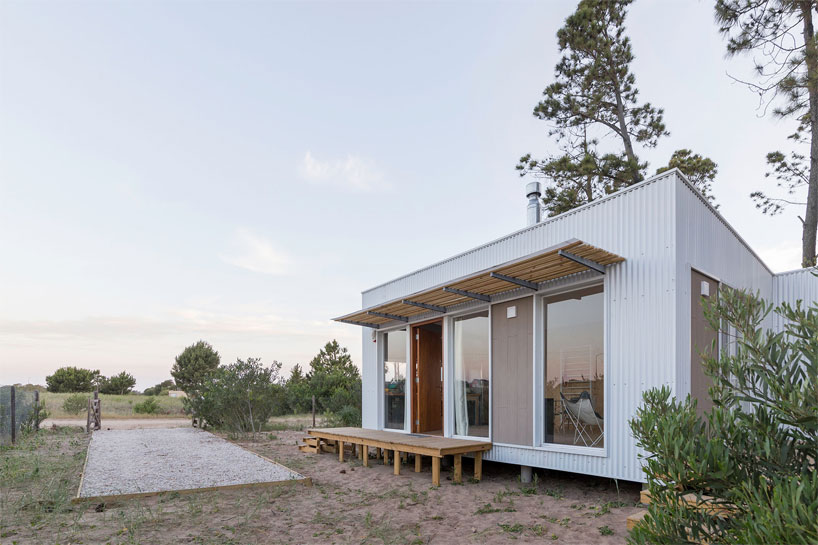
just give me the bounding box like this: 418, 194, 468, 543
334, 239, 624, 328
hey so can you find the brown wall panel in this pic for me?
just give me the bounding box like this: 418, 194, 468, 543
491, 296, 534, 445
691, 270, 719, 416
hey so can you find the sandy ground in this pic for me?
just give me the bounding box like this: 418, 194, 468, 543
41, 417, 190, 429
79, 428, 306, 498
2, 426, 642, 544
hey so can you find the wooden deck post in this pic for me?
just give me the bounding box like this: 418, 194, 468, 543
453, 454, 462, 484
474, 452, 482, 481
362, 445, 368, 467
358, 444, 364, 460
376, 447, 381, 461
338, 440, 344, 462
432, 457, 441, 486
394, 451, 401, 475
383, 449, 389, 465
414, 454, 422, 472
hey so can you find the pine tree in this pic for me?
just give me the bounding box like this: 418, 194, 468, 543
716, 0, 818, 266
519, 0, 717, 216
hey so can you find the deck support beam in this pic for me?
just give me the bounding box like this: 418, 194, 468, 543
443, 287, 491, 302
402, 300, 446, 313
453, 454, 462, 484
490, 272, 538, 290
415, 454, 422, 472
394, 451, 401, 475
338, 441, 345, 462
474, 452, 482, 481
558, 250, 606, 274
432, 457, 441, 486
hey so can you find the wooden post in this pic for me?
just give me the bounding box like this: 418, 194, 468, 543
453, 454, 462, 484
362, 445, 368, 467
474, 452, 482, 482
432, 457, 441, 486
394, 450, 401, 475
376, 447, 381, 460
86, 398, 92, 433
358, 444, 363, 460
383, 449, 389, 465
414, 454, 422, 472
9, 386, 15, 444
34, 390, 40, 431
338, 440, 344, 462
311, 395, 315, 427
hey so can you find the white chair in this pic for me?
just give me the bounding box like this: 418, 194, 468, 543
559, 391, 604, 447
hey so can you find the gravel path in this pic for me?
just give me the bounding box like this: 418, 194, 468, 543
78, 428, 306, 499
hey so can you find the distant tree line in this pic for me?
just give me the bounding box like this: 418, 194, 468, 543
45, 366, 136, 395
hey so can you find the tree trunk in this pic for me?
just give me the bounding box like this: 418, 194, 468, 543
613, 88, 641, 186
801, 1, 818, 267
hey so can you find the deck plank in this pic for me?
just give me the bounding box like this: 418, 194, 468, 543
307, 427, 491, 457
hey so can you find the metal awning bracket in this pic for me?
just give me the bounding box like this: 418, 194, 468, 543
402, 300, 446, 313
443, 287, 491, 302
490, 272, 538, 290
558, 250, 606, 274
367, 311, 409, 322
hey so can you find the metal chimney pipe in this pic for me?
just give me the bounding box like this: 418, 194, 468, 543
526, 181, 542, 226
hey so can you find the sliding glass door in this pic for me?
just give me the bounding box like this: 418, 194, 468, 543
453, 311, 489, 438
383, 329, 407, 430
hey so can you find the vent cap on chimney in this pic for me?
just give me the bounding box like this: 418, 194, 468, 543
526, 181, 542, 226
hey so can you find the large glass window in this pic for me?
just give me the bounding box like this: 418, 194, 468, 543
383, 329, 407, 430
453, 311, 489, 437
544, 286, 604, 448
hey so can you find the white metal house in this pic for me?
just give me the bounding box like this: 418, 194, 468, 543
334, 169, 817, 483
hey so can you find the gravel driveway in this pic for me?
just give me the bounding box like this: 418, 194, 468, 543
77, 428, 308, 500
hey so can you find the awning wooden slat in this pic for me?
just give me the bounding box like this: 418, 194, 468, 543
334, 239, 624, 327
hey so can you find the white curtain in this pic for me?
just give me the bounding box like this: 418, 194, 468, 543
454, 322, 469, 436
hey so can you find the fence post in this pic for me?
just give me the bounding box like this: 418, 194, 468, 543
312, 395, 315, 428
86, 398, 92, 433
10, 385, 16, 444
34, 390, 40, 430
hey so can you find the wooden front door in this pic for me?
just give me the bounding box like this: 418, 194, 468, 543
413, 322, 443, 434
691, 269, 719, 417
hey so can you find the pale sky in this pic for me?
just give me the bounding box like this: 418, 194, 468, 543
0, 0, 805, 389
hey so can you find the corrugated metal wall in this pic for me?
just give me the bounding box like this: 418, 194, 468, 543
673, 182, 775, 404
358, 171, 780, 482
772, 268, 818, 330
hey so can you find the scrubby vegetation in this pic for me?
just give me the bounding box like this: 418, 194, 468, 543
630, 287, 818, 544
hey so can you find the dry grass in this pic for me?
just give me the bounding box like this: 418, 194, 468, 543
41, 392, 186, 419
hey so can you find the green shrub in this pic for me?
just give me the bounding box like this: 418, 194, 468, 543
629, 288, 818, 544
325, 405, 361, 427
62, 394, 88, 415
133, 397, 160, 414
185, 357, 284, 434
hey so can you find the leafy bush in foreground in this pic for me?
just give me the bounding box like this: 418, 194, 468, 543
629, 288, 818, 544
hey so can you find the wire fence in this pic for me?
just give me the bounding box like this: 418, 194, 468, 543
0, 386, 39, 445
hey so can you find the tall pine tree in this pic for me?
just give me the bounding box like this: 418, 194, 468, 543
716, 0, 818, 267
519, 0, 717, 215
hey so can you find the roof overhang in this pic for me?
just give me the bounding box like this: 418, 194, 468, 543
333, 239, 624, 328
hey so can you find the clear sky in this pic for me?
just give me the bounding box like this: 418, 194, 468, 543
0, 0, 804, 389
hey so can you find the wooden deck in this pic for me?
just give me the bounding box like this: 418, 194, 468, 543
305, 427, 491, 486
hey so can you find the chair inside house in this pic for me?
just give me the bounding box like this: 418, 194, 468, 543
559, 391, 604, 447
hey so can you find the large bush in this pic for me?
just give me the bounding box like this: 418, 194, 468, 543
143, 379, 175, 396
171, 341, 220, 394
98, 371, 136, 395
186, 357, 285, 434
62, 393, 88, 415
629, 288, 818, 544
46, 367, 100, 393
133, 397, 160, 414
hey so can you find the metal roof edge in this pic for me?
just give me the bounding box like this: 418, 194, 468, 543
773, 266, 817, 277
361, 170, 678, 295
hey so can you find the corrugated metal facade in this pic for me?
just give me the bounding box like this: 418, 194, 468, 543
356, 170, 797, 483
772, 268, 818, 330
